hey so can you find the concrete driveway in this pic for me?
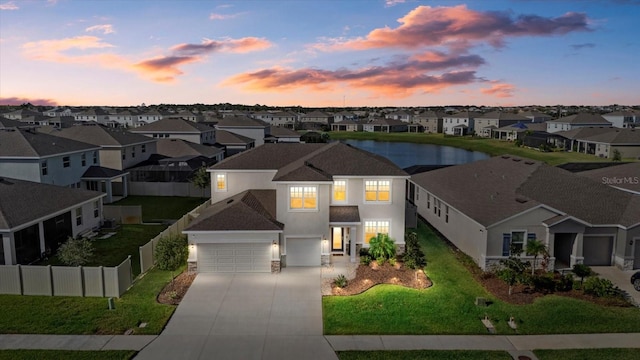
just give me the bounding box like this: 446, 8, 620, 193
134, 267, 337, 360
592, 266, 640, 306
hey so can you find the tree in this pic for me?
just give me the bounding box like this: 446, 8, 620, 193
525, 239, 548, 275
190, 166, 210, 198
572, 263, 594, 284
368, 233, 396, 260
57, 237, 94, 266
155, 234, 188, 271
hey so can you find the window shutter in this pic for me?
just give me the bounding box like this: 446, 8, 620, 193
527, 233, 536, 241
502, 234, 511, 256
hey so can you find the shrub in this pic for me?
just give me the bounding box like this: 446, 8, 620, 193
334, 274, 348, 288
532, 273, 556, 294
388, 257, 397, 267
403, 231, 426, 269
360, 255, 372, 266
583, 277, 618, 298
57, 237, 94, 267
404, 257, 416, 269
369, 233, 396, 260
155, 234, 188, 271
572, 264, 594, 284
376, 256, 386, 266
359, 247, 370, 257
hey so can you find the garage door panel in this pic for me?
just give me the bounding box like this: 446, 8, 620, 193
198, 243, 271, 273
287, 238, 321, 266
583, 236, 613, 266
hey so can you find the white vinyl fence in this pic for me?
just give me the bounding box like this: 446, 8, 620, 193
0, 256, 132, 298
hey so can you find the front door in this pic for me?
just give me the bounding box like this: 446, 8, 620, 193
332, 227, 344, 252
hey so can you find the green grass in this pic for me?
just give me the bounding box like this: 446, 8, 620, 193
323, 221, 640, 335
337, 350, 512, 360
111, 196, 206, 222
38, 224, 166, 276
328, 132, 630, 166
534, 348, 640, 360
0, 267, 178, 335
0, 350, 136, 360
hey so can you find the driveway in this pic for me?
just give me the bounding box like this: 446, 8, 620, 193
134, 267, 338, 360
592, 266, 640, 306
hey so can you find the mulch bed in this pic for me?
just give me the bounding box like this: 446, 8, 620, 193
331, 261, 431, 296
157, 271, 197, 305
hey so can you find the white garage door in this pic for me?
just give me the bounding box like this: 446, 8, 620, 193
583, 236, 613, 266
198, 243, 271, 273
286, 237, 321, 266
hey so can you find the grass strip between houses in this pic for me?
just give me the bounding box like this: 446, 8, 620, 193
533, 348, 640, 360
337, 350, 513, 360
111, 196, 207, 222
322, 221, 640, 335
0, 350, 136, 360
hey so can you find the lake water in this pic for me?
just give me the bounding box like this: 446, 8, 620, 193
340, 139, 490, 169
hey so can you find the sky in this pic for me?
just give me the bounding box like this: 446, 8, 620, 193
1, 0, 639, 108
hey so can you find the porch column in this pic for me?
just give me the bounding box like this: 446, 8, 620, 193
2, 234, 12, 265
38, 222, 46, 257
571, 233, 584, 267
122, 174, 128, 197
546, 230, 556, 271
105, 180, 113, 204
350, 226, 357, 263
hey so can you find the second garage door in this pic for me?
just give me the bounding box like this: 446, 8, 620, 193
583, 236, 613, 266
286, 237, 321, 266
198, 243, 271, 273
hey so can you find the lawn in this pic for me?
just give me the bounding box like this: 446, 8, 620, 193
323, 221, 640, 335
327, 132, 628, 166
337, 350, 512, 360
534, 348, 640, 360
111, 195, 207, 222
0, 267, 178, 335
0, 350, 136, 360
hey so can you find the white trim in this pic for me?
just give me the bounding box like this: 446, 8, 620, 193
214, 172, 227, 192
288, 185, 318, 212
362, 219, 391, 246
183, 230, 283, 235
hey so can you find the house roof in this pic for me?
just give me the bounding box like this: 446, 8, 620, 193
0, 128, 99, 158
81, 166, 128, 179
129, 118, 213, 133
156, 138, 223, 159
554, 127, 615, 140
0, 177, 104, 230
185, 190, 283, 231
576, 162, 640, 194
547, 113, 612, 125
215, 130, 255, 145
416, 110, 444, 119
0, 117, 21, 128
444, 111, 482, 119
478, 112, 530, 121
216, 115, 268, 128
580, 128, 640, 144
45, 123, 155, 147
330, 206, 361, 224
367, 118, 406, 126
411, 155, 639, 228
268, 126, 301, 138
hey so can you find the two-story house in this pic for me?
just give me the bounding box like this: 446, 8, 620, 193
270, 111, 298, 128
474, 112, 530, 137
129, 118, 216, 145
413, 111, 444, 134
443, 111, 481, 135
215, 116, 269, 146
183, 142, 409, 273
546, 113, 612, 133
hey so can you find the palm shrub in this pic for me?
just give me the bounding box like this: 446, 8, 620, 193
57, 236, 94, 266
333, 274, 348, 288
368, 233, 396, 260
155, 234, 188, 271
525, 239, 548, 275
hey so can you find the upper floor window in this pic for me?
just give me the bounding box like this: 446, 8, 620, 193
63, 156, 70, 168
364, 220, 389, 244
93, 151, 98, 164
141, 144, 146, 153
41, 161, 48, 176
93, 200, 100, 218
81, 154, 86, 166
122, 151, 126, 161
364, 180, 390, 202
75, 208, 83, 226
333, 180, 346, 202
215, 173, 226, 191
290, 186, 317, 210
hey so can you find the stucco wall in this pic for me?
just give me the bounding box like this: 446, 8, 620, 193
209, 170, 277, 204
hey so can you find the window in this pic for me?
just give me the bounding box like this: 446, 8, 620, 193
93, 151, 98, 164
364, 220, 389, 244
81, 153, 86, 166
122, 151, 126, 160
427, 193, 431, 209
364, 180, 390, 202
215, 173, 226, 191
502, 231, 527, 256
93, 201, 99, 218
445, 205, 449, 223
131, 146, 136, 158
75, 208, 82, 226
63, 156, 70, 168
41, 161, 48, 176
141, 144, 146, 153
333, 180, 346, 202
289, 186, 317, 210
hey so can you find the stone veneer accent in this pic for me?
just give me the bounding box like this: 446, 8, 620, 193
271, 260, 281, 273
188, 261, 197, 273
321, 254, 330, 265
396, 244, 406, 255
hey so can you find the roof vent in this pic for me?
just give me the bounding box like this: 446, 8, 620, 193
515, 197, 529, 203
524, 161, 535, 165
226, 199, 234, 204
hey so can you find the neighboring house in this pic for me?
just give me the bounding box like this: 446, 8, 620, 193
602, 111, 639, 129
265, 126, 301, 143
413, 111, 443, 134
546, 113, 612, 133
20, 115, 75, 129
0, 128, 101, 188
409, 156, 640, 271
215, 130, 255, 156
299, 111, 334, 126
2, 109, 42, 120
474, 112, 530, 137
136, 109, 164, 124
164, 110, 202, 122
493, 122, 547, 141
130, 118, 216, 145
330, 119, 362, 132
0, 177, 105, 265
443, 111, 481, 135
128, 155, 216, 197
385, 110, 413, 123
519, 111, 552, 123
333, 111, 357, 123
106, 109, 137, 127
183, 142, 409, 273
576, 162, 640, 195
155, 138, 224, 162
0, 117, 23, 129
43, 107, 74, 117
74, 108, 110, 123
362, 118, 408, 133
573, 128, 640, 159
251, 111, 273, 124
270, 111, 298, 128
215, 116, 269, 146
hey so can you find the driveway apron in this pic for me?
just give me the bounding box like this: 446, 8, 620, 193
134, 267, 337, 360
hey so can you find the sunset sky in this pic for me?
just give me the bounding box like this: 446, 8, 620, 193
1, 0, 639, 107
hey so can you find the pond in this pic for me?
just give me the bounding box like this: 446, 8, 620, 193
340, 139, 490, 169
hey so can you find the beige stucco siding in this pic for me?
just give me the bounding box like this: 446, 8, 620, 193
487, 207, 559, 256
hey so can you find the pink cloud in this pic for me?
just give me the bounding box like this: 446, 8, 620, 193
0, 97, 58, 106
85, 24, 115, 35
171, 37, 271, 55
0, 1, 18, 10
133, 56, 201, 83
481, 82, 516, 98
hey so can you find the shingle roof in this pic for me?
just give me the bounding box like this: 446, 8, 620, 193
0, 177, 104, 230
580, 128, 640, 144
156, 138, 223, 158
215, 130, 255, 145
367, 118, 406, 126
216, 116, 268, 128
130, 118, 213, 133
184, 190, 283, 231
213, 143, 325, 170
81, 166, 127, 179
547, 113, 612, 125
554, 127, 615, 140
576, 162, 640, 194
268, 126, 301, 138
0, 128, 98, 158
478, 112, 530, 121
330, 206, 361, 223
0, 117, 21, 128
47, 123, 155, 147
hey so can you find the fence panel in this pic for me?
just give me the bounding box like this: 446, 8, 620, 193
21, 265, 52, 296
103, 267, 118, 298
0, 265, 21, 295
139, 239, 156, 274
83, 266, 104, 297
116, 257, 132, 297
51, 266, 83, 297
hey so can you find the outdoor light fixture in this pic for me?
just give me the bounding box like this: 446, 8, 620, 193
273, 241, 277, 248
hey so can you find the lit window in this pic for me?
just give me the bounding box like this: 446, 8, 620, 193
215, 173, 226, 191
63, 156, 70, 168
75, 208, 82, 226
290, 186, 317, 210
333, 180, 346, 202
364, 180, 391, 202
364, 220, 390, 244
